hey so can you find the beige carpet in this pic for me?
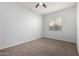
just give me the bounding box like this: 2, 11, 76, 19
0, 38, 78, 56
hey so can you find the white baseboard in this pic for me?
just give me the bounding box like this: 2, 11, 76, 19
0, 36, 42, 50
0, 36, 76, 50
43, 36, 76, 43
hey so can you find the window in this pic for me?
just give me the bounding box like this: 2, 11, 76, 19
49, 17, 62, 31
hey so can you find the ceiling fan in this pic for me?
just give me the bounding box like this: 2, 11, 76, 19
35, 2, 47, 8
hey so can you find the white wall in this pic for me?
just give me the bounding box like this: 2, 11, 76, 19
77, 3, 79, 53
0, 2, 42, 49
43, 6, 76, 43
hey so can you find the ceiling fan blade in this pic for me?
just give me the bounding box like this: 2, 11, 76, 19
43, 3, 47, 8
35, 3, 39, 8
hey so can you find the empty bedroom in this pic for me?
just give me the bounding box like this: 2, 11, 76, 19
0, 2, 79, 56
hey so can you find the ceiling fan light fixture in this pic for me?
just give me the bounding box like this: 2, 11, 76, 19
35, 2, 47, 8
